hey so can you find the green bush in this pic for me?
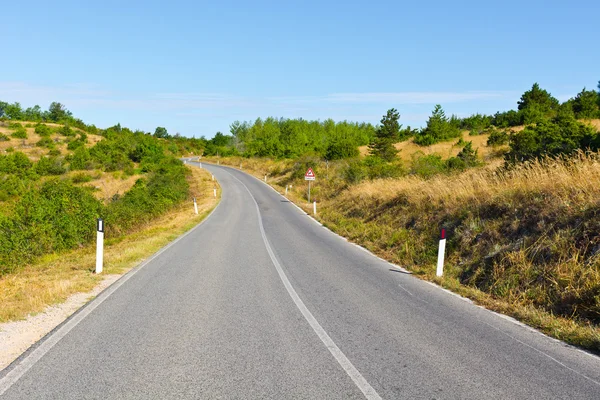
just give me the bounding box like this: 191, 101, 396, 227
446, 142, 480, 171
414, 105, 461, 146
36, 137, 55, 149
34, 124, 52, 137
105, 160, 189, 234
11, 126, 28, 139
0, 133, 9, 142
71, 172, 93, 183
58, 124, 75, 137
0, 180, 103, 274
35, 156, 67, 175
0, 152, 33, 175
362, 156, 404, 179
68, 147, 94, 170
343, 160, 368, 183
410, 153, 447, 178
67, 138, 85, 151
325, 139, 359, 160
487, 129, 510, 146
506, 117, 599, 163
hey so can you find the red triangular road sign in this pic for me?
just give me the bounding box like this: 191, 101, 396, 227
305, 167, 315, 180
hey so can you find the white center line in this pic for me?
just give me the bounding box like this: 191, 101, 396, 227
224, 169, 382, 400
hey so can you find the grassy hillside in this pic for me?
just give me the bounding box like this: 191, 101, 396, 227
204, 138, 600, 351
0, 113, 221, 323
0, 118, 193, 275
0, 165, 219, 323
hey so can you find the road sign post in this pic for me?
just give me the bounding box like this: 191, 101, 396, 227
437, 228, 446, 277
305, 167, 315, 203
96, 218, 104, 274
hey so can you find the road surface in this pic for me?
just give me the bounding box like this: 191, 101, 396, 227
1, 162, 599, 399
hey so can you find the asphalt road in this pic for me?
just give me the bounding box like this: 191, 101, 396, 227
1, 162, 600, 399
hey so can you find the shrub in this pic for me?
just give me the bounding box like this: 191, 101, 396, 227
35, 156, 67, 175
0, 133, 9, 142
325, 139, 359, 160
447, 142, 480, 171
58, 124, 75, 137
506, 118, 599, 163
0, 180, 103, 274
36, 137, 55, 149
67, 138, 85, 151
71, 172, 93, 183
362, 156, 404, 179
414, 105, 461, 146
68, 147, 94, 170
492, 110, 522, 128
34, 124, 52, 137
105, 161, 189, 234
487, 129, 510, 146
0, 152, 33, 174
343, 160, 368, 183
410, 153, 447, 178
11, 126, 27, 139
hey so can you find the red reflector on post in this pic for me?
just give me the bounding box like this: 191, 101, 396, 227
440, 228, 446, 240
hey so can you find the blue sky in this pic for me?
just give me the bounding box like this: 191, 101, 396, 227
1, 0, 598, 137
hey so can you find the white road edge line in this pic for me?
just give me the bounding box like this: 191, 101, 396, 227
223, 169, 382, 400
0, 200, 222, 396
215, 164, 600, 367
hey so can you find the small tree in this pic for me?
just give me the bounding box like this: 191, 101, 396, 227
414, 104, 461, 145
369, 108, 400, 161
48, 102, 72, 122
572, 88, 599, 119
154, 126, 170, 138
517, 83, 559, 124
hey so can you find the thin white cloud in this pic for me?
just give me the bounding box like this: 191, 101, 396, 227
0, 81, 520, 134
0, 81, 513, 112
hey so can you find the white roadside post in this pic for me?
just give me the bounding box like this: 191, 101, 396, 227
199, 162, 202, 168
264, 175, 267, 182
212, 174, 214, 181
436, 228, 446, 277
95, 218, 104, 274
193, 197, 198, 214
313, 201, 317, 216
285, 185, 288, 196
213, 188, 217, 198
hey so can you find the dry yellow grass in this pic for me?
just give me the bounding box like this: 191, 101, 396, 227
85, 171, 143, 201
349, 151, 600, 206
207, 152, 600, 350
358, 130, 502, 161
586, 119, 600, 130
0, 165, 219, 323
0, 122, 103, 160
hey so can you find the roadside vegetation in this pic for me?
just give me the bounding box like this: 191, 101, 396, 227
0, 102, 220, 322
194, 82, 600, 352
3, 82, 600, 350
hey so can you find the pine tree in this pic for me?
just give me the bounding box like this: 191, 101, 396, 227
369, 109, 400, 161
572, 88, 599, 119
